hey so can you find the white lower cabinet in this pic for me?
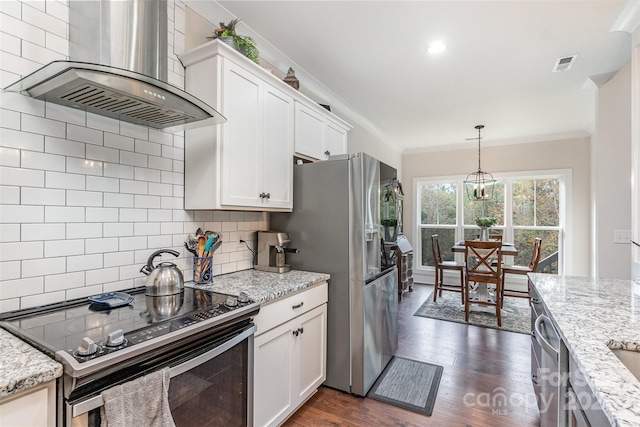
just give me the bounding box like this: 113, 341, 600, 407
0, 381, 55, 427
253, 283, 328, 427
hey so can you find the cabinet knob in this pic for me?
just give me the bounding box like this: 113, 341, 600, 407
259, 192, 265, 199
266, 193, 270, 199
324, 150, 330, 157
292, 329, 299, 336
298, 327, 304, 334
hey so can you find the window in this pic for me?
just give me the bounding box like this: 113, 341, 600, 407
415, 171, 566, 274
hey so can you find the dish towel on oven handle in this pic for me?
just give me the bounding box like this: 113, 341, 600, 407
100, 368, 176, 427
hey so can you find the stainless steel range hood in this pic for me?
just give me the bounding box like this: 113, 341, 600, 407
4, 0, 225, 131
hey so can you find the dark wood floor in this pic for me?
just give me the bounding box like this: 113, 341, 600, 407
283, 283, 541, 427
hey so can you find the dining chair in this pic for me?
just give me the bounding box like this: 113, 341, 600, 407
431, 235, 465, 303
501, 237, 542, 307
464, 240, 503, 326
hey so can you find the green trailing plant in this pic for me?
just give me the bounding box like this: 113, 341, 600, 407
208, 18, 260, 64
475, 217, 498, 228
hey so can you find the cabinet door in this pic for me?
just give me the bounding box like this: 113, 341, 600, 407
220, 61, 263, 208
294, 304, 327, 402
253, 321, 295, 427
0, 382, 55, 427
294, 103, 324, 160
263, 86, 294, 210
324, 121, 348, 159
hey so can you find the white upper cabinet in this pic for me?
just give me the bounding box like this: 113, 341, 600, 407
294, 102, 350, 161
181, 41, 294, 211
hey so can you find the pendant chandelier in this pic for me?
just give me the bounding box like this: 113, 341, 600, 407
464, 125, 496, 201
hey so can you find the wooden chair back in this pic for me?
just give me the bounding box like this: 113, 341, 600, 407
464, 240, 503, 284
529, 238, 543, 271
431, 234, 444, 265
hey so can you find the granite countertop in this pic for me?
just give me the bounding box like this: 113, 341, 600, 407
529, 273, 640, 426
0, 328, 63, 399
190, 269, 331, 304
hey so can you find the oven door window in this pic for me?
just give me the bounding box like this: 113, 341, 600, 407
168, 336, 249, 427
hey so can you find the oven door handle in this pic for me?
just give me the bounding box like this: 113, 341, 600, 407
170, 324, 256, 378
71, 324, 257, 418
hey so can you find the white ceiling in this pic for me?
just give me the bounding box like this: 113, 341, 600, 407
191, 1, 631, 153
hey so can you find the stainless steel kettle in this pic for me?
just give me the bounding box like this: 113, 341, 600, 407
140, 249, 184, 296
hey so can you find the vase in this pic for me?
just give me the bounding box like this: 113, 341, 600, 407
220, 36, 238, 51
479, 227, 489, 241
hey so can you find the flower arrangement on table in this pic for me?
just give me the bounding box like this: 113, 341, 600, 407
474, 217, 498, 228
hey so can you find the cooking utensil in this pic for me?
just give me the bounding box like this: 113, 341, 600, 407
140, 249, 184, 296
197, 235, 206, 257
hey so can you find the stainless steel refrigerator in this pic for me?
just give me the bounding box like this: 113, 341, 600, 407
271, 152, 398, 396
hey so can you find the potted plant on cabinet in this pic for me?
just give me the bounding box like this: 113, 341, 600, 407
208, 18, 260, 64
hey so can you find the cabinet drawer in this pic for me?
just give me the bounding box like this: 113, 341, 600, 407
254, 282, 328, 336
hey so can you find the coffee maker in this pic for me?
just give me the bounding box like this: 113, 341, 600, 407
255, 231, 298, 273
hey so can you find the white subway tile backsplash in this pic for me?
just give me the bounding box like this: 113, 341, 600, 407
148, 182, 172, 197
161, 145, 183, 161
104, 251, 134, 268
67, 254, 102, 272
21, 39, 65, 65
45, 103, 84, 126
119, 179, 148, 195
0, 13, 46, 46
66, 285, 104, 300
103, 193, 133, 208
87, 113, 120, 134
173, 185, 184, 198
0, 276, 44, 299
0, 165, 44, 187
0, 298, 19, 312
120, 122, 148, 140
172, 160, 184, 173
173, 210, 195, 222
134, 167, 161, 183
103, 223, 133, 237
148, 129, 173, 146
22, 257, 66, 278
45, 31, 68, 56
86, 176, 119, 193
0, 205, 44, 223
103, 280, 134, 293
21, 187, 65, 205
0, 32, 20, 57
174, 134, 184, 149
0, 1, 21, 18
66, 223, 102, 239
45, 136, 85, 158
161, 222, 182, 235
85, 237, 118, 254
0, 224, 19, 242
194, 211, 213, 222
119, 263, 143, 280
87, 144, 119, 163
0, 186, 20, 204
160, 170, 182, 185
44, 271, 84, 292
44, 239, 83, 257
45, 0, 69, 23
119, 236, 147, 251
67, 157, 103, 176
21, 113, 66, 139
67, 124, 103, 145
134, 195, 161, 209
148, 155, 172, 171
0, 50, 42, 76
0, 91, 44, 117
21, 223, 65, 241
104, 133, 134, 151
45, 206, 84, 223
134, 222, 160, 236
103, 163, 134, 180
213, 211, 230, 222
20, 291, 65, 309
45, 171, 85, 190
21, 150, 65, 171
66, 190, 102, 207
147, 234, 173, 248
26, 1, 46, 13
0, 241, 43, 261
148, 209, 173, 222
86, 207, 118, 223
134, 139, 161, 157
86, 267, 119, 286
0, 108, 20, 130
160, 196, 182, 209
0, 261, 20, 281
0, 127, 44, 152
22, 3, 67, 38
120, 151, 147, 168
119, 208, 147, 222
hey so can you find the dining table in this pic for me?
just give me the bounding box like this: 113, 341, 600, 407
451, 241, 518, 256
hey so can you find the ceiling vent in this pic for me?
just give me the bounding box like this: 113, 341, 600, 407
552, 55, 578, 72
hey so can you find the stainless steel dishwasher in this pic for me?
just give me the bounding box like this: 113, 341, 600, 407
531, 285, 561, 427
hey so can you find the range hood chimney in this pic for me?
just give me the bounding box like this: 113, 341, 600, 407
4, 0, 225, 131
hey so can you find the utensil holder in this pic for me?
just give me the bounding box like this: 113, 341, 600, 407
193, 256, 213, 284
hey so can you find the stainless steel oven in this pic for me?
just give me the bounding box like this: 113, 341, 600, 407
0, 286, 259, 427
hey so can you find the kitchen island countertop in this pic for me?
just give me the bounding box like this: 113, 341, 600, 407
529, 273, 640, 427
191, 268, 330, 303
0, 328, 63, 398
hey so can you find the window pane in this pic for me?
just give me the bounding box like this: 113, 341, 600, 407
421, 228, 456, 266
513, 229, 559, 273
419, 182, 456, 225
535, 179, 560, 226
513, 180, 535, 226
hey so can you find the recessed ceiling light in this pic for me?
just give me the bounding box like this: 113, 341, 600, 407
427, 41, 446, 54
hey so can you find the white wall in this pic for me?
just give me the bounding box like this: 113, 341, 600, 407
594, 61, 632, 279
402, 136, 592, 277
0, 1, 264, 312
